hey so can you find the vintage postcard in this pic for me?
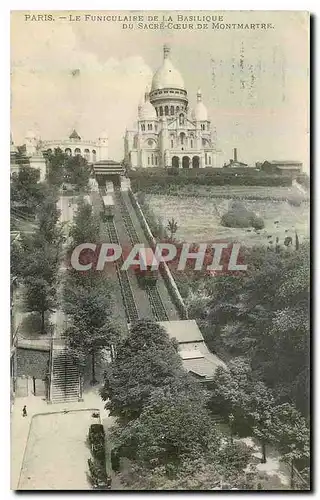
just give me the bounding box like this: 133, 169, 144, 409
10, 10, 310, 490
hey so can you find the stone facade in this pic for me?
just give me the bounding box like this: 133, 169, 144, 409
125, 45, 219, 169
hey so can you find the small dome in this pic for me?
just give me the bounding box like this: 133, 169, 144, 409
192, 89, 208, 121
151, 45, 185, 92
139, 89, 157, 120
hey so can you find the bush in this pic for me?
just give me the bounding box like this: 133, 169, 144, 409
251, 215, 265, 230
221, 202, 264, 229
87, 458, 111, 490
88, 424, 106, 466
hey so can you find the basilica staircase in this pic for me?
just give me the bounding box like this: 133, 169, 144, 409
50, 344, 80, 404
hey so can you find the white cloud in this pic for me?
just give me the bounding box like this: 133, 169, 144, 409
11, 19, 153, 159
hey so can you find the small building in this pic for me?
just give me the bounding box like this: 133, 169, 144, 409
92, 159, 124, 179
260, 160, 303, 176
11, 133, 46, 182
158, 320, 226, 381
223, 148, 248, 168
35, 129, 108, 164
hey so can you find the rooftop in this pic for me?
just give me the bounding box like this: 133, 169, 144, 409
69, 129, 81, 140
158, 319, 204, 343
158, 320, 226, 380
270, 160, 302, 165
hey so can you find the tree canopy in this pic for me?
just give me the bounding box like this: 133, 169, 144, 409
100, 319, 183, 422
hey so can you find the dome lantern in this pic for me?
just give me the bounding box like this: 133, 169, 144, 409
163, 43, 171, 59
192, 88, 208, 121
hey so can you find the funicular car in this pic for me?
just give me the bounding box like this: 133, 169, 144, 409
101, 194, 114, 221
133, 247, 158, 288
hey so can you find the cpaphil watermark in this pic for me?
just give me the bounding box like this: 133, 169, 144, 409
68, 242, 247, 275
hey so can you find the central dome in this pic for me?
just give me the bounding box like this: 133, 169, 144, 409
151, 45, 185, 92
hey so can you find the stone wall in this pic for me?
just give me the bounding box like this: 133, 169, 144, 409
17, 348, 50, 379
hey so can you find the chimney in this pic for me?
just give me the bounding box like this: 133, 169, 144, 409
234, 148, 238, 162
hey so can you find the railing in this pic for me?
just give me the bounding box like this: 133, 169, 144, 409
48, 335, 54, 403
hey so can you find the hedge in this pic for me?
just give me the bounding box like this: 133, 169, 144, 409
129, 168, 292, 188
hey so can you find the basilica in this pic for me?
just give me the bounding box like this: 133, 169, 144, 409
124, 45, 219, 169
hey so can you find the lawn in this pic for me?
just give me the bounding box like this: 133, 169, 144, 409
18, 410, 95, 490
146, 194, 309, 247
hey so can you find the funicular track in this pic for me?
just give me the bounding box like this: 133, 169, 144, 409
100, 187, 139, 324
113, 186, 169, 322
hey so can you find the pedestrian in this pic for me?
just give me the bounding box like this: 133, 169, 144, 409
22, 405, 27, 417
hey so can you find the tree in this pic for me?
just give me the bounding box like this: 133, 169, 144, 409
113, 388, 220, 470
69, 199, 100, 247
203, 243, 310, 415
166, 218, 178, 241
35, 192, 63, 244
66, 320, 118, 384
11, 165, 42, 211
118, 440, 255, 490
46, 148, 66, 187
23, 276, 56, 334
100, 319, 183, 422
208, 358, 276, 462
63, 273, 118, 384
269, 403, 310, 489
65, 155, 91, 190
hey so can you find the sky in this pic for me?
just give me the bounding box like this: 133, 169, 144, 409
11, 10, 309, 169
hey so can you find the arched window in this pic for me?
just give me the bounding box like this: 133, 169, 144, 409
141, 124, 145, 131
201, 123, 205, 130
92, 149, 96, 162
171, 140, 174, 148
190, 139, 193, 148
147, 156, 150, 165
179, 114, 184, 126
164, 105, 169, 116
180, 132, 185, 145
65, 148, 71, 156
205, 153, 208, 164
155, 124, 158, 132
172, 156, 179, 168
182, 156, 190, 169
155, 156, 158, 165
160, 107, 163, 116
75, 148, 81, 156
176, 106, 180, 114
208, 155, 212, 165
170, 106, 174, 115
84, 148, 90, 161
156, 108, 159, 116
192, 156, 200, 168
151, 154, 154, 165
